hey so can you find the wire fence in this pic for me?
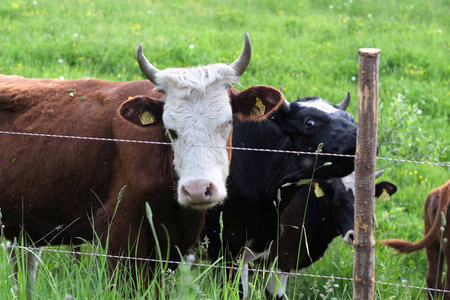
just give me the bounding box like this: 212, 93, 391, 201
1, 243, 449, 295
0, 128, 449, 297
0, 130, 448, 167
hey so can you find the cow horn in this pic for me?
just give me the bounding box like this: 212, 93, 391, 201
278, 87, 290, 113
230, 32, 252, 77
336, 91, 351, 110
375, 170, 384, 179
279, 98, 291, 113
137, 44, 160, 84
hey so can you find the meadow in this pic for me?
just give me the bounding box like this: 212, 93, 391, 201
0, 0, 449, 298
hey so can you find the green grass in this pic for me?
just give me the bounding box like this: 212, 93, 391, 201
1, 0, 449, 298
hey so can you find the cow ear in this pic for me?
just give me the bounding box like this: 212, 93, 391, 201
229, 85, 283, 121
375, 181, 398, 198
119, 96, 164, 127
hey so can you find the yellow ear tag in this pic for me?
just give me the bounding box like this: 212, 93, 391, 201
250, 97, 266, 118
379, 189, 390, 202
139, 110, 155, 125
314, 183, 325, 198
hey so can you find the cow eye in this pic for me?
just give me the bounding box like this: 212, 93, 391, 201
168, 129, 178, 140
218, 119, 232, 131
217, 119, 232, 139
305, 119, 316, 128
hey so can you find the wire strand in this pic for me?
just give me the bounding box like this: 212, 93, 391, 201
1, 244, 447, 295
0, 130, 448, 167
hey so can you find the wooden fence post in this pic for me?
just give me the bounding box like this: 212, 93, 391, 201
353, 48, 381, 300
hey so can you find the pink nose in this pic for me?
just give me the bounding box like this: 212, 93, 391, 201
182, 180, 214, 205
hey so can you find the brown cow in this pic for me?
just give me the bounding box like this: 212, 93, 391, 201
379, 180, 450, 299
0, 33, 283, 298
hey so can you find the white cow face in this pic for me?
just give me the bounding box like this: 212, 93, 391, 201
157, 65, 237, 209
121, 33, 284, 209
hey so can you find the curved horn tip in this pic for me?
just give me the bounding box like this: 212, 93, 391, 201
244, 31, 251, 53
136, 43, 160, 84
277, 87, 290, 112
136, 44, 143, 58
244, 31, 250, 42
230, 32, 252, 77
375, 170, 385, 179
337, 91, 351, 110
279, 98, 291, 113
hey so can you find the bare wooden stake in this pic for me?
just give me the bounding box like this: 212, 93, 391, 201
353, 48, 381, 300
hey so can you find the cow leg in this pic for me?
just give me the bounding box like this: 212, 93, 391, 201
25, 247, 41, 299
240, 248, 268, 299
6, 240, 19, 296
444, 263, 450, 300
71, 244, 82, 261
265, 269, 288, 300
7, 240, 42, 300
443, 243, 450, 300
241, 263, 249, 299
426, 241, 443, 299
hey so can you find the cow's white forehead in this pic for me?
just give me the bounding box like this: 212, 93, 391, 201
163, 99, 232, 140
158, 63, 236, 134
341, 172, 355, 196
299, 99, 338, 114
155, 63, 239, 95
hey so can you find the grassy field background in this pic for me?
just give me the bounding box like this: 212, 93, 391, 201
1, 0, 449, 299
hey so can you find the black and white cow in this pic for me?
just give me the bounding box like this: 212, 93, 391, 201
201, 93, 358, 295
262, 171, 398, 299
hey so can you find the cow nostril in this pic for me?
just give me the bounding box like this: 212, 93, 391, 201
205, 185, 212, 198
182, 186, 192, 201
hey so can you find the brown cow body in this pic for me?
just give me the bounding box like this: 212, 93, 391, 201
1, 76, 165, 246
379, 180, 450, 299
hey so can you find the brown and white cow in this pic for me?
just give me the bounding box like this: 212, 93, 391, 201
0, 32, 283, 297
379, 180, 450, 300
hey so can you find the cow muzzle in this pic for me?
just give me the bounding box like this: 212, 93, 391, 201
180, 180, 221, 209
342, 229, 355, 244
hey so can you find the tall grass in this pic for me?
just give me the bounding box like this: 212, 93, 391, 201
1, 0, 449, 298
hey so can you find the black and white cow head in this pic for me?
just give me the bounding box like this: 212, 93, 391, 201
264, 171, 398, 300
337, 170, 398, 244
272, 92, 357, 181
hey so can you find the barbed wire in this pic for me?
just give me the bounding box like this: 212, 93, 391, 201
0, 130, 448, 167
1, 243, 447, 295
